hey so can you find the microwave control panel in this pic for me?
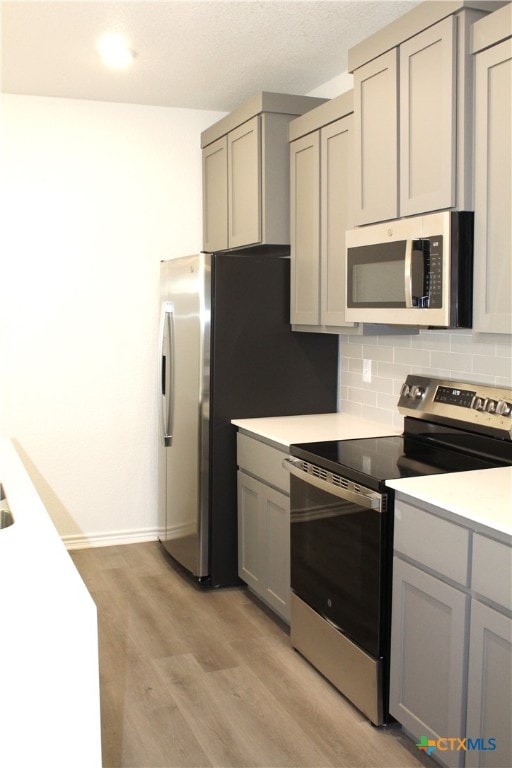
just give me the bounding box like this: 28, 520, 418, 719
418, 235, 443, 308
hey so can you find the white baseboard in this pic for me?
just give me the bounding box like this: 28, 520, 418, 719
62, 527, 163, 551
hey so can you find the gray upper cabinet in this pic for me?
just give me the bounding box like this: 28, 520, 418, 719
471, 4, 512, 334
289, 92, 357, 330
290, 130, 321, 325
201, 92, 326, 252
228, 116, 261, 249
202, 136, 228, 252
353, 49, 398, 225
349, 2, 494, 225
321, 116, 355, 326
399, 16, 457, 216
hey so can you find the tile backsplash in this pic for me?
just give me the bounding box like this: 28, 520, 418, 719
339, 329, 512, 429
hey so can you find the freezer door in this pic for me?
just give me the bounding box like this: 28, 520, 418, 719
158, 255, 210, 578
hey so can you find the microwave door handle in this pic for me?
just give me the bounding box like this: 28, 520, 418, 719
405, 240, 427, 308
159, 301, 174, 446
404, 239, 413, 308
282, 457, 382, 511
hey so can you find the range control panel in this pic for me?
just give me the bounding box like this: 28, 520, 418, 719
398, 375, 512, 439
434, 386, 476, 408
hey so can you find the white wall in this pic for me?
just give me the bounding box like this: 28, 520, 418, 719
0, 94, 225, 546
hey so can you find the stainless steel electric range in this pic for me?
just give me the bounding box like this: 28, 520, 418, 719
283, 375, 512, 726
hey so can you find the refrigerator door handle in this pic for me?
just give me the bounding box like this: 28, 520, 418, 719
159, 301, 174, 446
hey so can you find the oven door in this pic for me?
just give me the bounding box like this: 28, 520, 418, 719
285, 457, 388, 660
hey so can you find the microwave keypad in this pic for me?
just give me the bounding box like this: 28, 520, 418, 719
425, 235, 443, 308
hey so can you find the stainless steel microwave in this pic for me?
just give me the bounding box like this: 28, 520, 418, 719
345, 211, 473, 328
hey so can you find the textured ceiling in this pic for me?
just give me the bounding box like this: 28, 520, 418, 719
1, 1, 419, 111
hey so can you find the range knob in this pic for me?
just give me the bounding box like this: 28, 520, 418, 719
496, 400, 512, 416
485, 399, 497, 414
472, 397, 487, 411
410, 385, 424, 400
401, 384, 411, 398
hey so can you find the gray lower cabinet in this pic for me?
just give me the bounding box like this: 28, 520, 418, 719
391, 558, 469, 768
465, 601, 512, 768
236, 432, 290, 622
349, 4, 490, 225
465, 532, 512, 768
390, 497, 512, 768
390, 500, 470, 768
471, 6, 512, 334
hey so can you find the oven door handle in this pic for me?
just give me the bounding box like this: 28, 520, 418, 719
282, 457, 382, 511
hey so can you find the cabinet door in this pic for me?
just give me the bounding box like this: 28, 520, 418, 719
290, 132, 321, 325
465, 600, 512, 768
228, 116, 261, 249
473, 38, 512, 334
237, 471, 265, 593
353, 48, 398, 225
263, 485, 290, 621
400, 16, 456, 216
320, 115, 356, 327
237, 470, 290, 623
202, 136, 228, 252
390, 557, 468, 768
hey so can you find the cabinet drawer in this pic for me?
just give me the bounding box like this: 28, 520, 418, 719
236, 432, 288, 494
472, 534, 512, 611
394, 501, 470, 585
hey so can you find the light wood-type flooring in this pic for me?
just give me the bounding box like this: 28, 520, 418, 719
71, 541, 433, 768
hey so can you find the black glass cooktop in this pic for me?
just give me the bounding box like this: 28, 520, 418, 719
290, 433, 503, 491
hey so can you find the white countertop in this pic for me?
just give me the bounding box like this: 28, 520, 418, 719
0, 438, 102, 768
387, 467, 512, 540
232, 412, 401, 448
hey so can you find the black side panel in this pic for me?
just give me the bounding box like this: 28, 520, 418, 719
450, 210, 474, 328
209, 252, 338, 587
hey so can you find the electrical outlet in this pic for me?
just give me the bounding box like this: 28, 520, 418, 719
363, 358, 372, 383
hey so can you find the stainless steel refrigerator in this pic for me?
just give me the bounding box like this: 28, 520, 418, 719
158, 250, 338, 587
